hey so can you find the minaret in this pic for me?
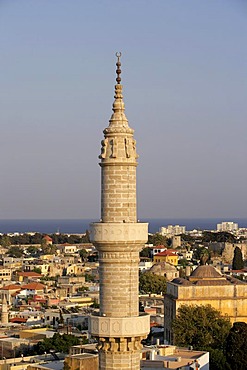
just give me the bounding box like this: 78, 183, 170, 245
89, 54, 149, 370
1, 294, 8, 324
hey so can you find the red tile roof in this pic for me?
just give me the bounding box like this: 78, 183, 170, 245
10, 318, 27, 323
149, 245, 167, 249
17, 272, 42, 277
231, 269, 247, 273
155, 250, 177, 257
21, 282, 45, 290
1, 284, 21, 291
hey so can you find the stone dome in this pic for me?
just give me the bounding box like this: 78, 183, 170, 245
149, 262, 179, 280
150, 262, 177, 273
190, 265, 222, 279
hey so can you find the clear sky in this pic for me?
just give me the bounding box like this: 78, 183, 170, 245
0, 0, 246, 220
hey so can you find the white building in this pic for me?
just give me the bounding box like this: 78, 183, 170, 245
139, 260, 153, 272
160, 225, 186, 236
141, 345, 209, 370
217, 221, 238, 232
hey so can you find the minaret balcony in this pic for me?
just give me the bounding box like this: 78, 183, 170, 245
89, 312, 150, 338
90, 222, 148, 245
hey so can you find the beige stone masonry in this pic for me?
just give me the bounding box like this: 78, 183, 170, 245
90, 222, 148, 244
89, 313, 149, 337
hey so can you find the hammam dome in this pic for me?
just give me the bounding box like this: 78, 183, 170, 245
191, 265, 222, 278
149, 262, 179, 280
189, 265, 223, 282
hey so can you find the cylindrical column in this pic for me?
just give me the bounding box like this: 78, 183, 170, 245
101, 163, 137, 223
99, 249, 140, 317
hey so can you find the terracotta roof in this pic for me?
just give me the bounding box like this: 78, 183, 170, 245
10, 318, 27, 323
17, 272, 42, 277
21, 282, 45, 290
231, 269, 247, 273
1, 284, 21, 291
155, 250, 177, 257
43, 235, 52, 241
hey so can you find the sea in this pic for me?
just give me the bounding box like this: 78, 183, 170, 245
0, 218, 247, 235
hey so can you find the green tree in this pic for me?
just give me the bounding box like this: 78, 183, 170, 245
202, 231, 236, 243
11, 233, 30, 245
79, 248, 88, 261
193, 247, 210, 265
30, 233, 43, 244
225, 322, 247, 370
1, 235, 11, 247
209, 348, 231, 370
178, 258, 188, 268
172, 304, 231, 369
33, 333, 81, 354
139, 272, 166, 294
67, 235, 81, 244
27, 245, 40, 257
7, 246, 23, 258
148, 233, 168, 247
140, 247, 152, 258
232, 247, 244, 270
33, 267, 42, 274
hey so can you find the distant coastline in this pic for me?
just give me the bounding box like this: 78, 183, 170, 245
0, 218, 247, 234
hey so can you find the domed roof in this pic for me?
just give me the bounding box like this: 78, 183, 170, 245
190, 265, 222, 279
150, 262, 177, 273
172, 278, 192, 286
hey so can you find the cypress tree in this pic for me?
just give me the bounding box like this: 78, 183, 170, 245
232, 246, 244, 270
225, 322, 247, 370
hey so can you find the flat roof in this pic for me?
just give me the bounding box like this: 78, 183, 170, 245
141, 346, 208, 369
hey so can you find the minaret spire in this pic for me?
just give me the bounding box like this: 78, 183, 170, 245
108, 52, 130, 131
116, 52, 122, 84
90, 54, 149, 370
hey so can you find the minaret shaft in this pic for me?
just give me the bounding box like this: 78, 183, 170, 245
99, 249, 139, 317
90, 54, 149, 370
101, 163, 137, 223
1, 294, 8, 324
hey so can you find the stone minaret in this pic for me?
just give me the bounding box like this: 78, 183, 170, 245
89, 53, 149, 370
1, 294, 8, 324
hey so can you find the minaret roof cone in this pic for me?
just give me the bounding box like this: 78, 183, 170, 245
105, 52, 133, 134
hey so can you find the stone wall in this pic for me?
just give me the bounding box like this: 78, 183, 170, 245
222, 243, 247, 264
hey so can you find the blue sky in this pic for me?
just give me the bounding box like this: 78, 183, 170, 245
0, 0, 246, 219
